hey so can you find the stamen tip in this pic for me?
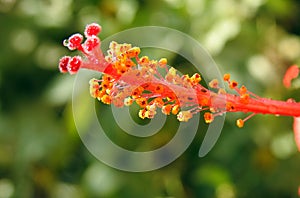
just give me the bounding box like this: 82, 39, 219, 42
236, 119, 244, 128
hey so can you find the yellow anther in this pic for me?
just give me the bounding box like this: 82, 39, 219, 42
138, 109, 147, 119
89, 78, 100, 98
116, 66, 128, 75
204, 112, 214, 123
162, 104, 172, 115
229, 80, 238, 89
126, 47, 140, 57
166, 95, 176, 101
153, 97, 164, 108
171, 104, 180, 115
236, 119, 244, 128
226, 102, 235, 111
210, 107, 216, 113
125, 59, 136, 68
90, 88, 99, 98
89, 78, 98, 85
101, 81, 113, 89
139, 56, 150, 65
124, 97, 133, 106
131, 86, 144, 99
105, 56, 112, 62
96, 90, 106, 100
158, 58, 167, 67
109, 41, 118, 50
191, 73, 201, 85
146, 104, 156, 111
177, 111, 193, 122
168, 67, 177, 76
146, 105, 157, 118
136, 97, 147, 108
165, 67, 177, 82
240, 85, 247, 94
181, 74, 189, 80
105, 89, 111, 95
223, 73, 230, 81
181, 74, 192, 85
240, 93, 250, 104
101, 95, 111, 104
102, 74, 113, 82
154, 84, 164, 93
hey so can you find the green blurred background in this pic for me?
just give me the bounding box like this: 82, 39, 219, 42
1, 0, 300, 197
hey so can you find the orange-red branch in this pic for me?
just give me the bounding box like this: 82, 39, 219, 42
99, 65, 300, 117
213, 93, 300, 117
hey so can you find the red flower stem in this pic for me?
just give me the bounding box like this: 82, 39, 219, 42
93, 61, 300, 117
80, 52, 300, 118
211, 93, 300, 117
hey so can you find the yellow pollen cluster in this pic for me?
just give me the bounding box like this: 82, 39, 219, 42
89, 41, 213, 123
89, 78, 101, 98
89, 75, 114, 104
101, 95, 111, 104
106, 41, 139, 75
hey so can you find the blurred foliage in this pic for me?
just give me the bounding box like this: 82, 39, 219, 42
1, 0, 300, 197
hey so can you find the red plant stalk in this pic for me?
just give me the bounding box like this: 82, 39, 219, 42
58, 23, 300, 151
